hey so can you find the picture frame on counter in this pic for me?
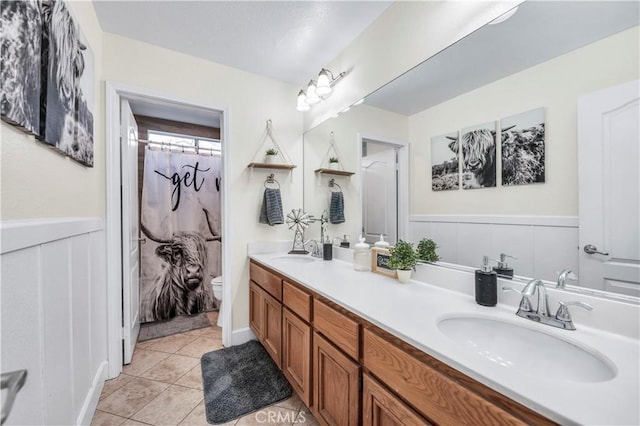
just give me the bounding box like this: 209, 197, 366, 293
371, 247, 396, 278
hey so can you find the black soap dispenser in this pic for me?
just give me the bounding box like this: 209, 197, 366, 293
492, 253, 517, 279
475, 256, 497, 307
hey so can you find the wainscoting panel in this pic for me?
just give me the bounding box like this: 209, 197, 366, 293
409, 215, 578, 282
1, 219, 107, 426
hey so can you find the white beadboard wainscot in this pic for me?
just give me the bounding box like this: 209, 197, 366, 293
409, 214, 578, 282
1, 218, 108, 425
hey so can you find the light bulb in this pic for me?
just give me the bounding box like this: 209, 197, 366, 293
316, 69, 332, 96
297, 90, 310, 111
305, 81, 320, 105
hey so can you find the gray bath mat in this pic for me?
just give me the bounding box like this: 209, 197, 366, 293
138, 311, 213, 342
201, 340, 292, 424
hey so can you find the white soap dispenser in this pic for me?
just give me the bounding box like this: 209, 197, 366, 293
374, 234, 390, 249
353, 235, 371, 271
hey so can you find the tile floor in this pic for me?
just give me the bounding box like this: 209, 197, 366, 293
91, 312, 318, 426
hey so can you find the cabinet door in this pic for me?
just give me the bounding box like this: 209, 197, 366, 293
282, 308, 312, 406
249, 281, 263, 340
363, 374, 429, 426
262, 290, 282, 367
313, 332, 360, 426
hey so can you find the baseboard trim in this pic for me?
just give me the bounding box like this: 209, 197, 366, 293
231, 327, 257, 346
77, 360, 108, 425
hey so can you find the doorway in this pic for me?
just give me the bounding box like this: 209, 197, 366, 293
105, 82, 230, 378
359, 135, 409, 245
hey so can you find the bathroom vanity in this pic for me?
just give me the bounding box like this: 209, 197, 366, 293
248, 252, 639, 425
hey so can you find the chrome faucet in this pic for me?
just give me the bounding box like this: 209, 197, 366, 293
503, 279, 593, 330
304, 240, 322, 258
556, 269, 578, 289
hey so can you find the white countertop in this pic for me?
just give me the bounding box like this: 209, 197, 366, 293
249, 252, 640, 426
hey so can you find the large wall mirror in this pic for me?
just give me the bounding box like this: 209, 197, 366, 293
303, 1, 639, 300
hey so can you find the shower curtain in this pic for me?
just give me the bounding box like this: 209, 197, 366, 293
140, 148, 222, 323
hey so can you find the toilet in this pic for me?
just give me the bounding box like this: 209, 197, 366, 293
211, 276, 223, 327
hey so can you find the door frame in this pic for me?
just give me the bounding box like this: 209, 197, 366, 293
105, 81, 231, 378
357, 133, 409, 243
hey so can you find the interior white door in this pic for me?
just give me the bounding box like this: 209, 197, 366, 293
578, 80, 640, 296
362, 144, 397, 244
121, 99, 140, 363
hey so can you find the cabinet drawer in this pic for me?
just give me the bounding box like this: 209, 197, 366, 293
314, 299, 360, 360
283, 281, 312, 322
250, 261, 282, 301
363, 329, 527, 426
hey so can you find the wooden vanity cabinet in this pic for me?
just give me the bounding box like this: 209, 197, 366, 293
313, 332, 360, 426
282, 280, 313, 407
362, 374, 430, 426
249, 263, 283, 368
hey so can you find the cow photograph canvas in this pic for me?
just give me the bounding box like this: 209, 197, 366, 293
455, 122, 497, 189
40, 0, 95, 167
500, 108, 545, 186
0, 0, 42, 135
431, 131, 460, 191
140, 149, 222, 324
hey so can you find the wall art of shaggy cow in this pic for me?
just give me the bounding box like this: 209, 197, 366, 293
431, 132, 459, 191
500, 108, 546, 186
450, 123, 498, 189
0, 0, 94, 167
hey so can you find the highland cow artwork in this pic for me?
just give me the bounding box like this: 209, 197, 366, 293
0, 0, 42, 134
453, 122, 497, 189
500, 108, 545, 186
431, 132, 459, 191
40, 0, 95, 166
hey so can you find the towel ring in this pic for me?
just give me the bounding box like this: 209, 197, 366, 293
329, 178, 342, 192
265, 173, 280, 189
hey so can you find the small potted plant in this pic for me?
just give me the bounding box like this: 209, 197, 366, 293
417, 238, 439, 263
388, 240, 417, 283
265, 148, 279, 164
328, 156, 339, 170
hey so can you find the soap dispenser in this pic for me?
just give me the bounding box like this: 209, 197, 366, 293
492, 253, 517, 278
374, 234, 390, 249
353, 236, 370, 271
475, 256, 497, 306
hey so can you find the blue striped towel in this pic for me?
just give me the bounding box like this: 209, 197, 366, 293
329, 191, 345, 224
259, 188, 284, 226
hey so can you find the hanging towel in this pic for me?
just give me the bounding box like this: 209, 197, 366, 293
329, 191, 345, 224
259, 188, 284, 226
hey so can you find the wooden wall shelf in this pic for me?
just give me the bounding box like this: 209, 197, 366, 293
248, 163, 297, 170
314, 168, 355, 176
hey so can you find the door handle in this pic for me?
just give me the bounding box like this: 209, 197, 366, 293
137, 238, 147, 244
583, 244, 609, 256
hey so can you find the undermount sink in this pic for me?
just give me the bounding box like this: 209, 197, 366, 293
271, 255, 316, 264
437, 316, 616, 383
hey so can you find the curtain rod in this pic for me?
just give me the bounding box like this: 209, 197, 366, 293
138, 139, 220, 155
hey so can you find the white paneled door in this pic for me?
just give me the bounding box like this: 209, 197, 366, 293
578, 80, 640, 296
121, 100, 140, 363
362, 144, 397, 244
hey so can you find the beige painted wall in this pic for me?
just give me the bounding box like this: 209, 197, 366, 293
304, 1, 521, 130
101, 33, 303, 331
1, 1, 104, 219
410, 26, 639, 216
303, 104, 408, 243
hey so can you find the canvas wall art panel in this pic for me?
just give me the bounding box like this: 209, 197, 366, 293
0, 0, 42, 135
40, 0, 95, 167
431, 131, 459, 191
500, 108, 545, 186
455, 122, 497, 189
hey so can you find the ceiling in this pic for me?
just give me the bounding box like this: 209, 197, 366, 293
365, 1, 640, 116
93, 1, 392, 87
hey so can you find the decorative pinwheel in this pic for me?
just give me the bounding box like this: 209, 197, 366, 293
286, 208, 311, 254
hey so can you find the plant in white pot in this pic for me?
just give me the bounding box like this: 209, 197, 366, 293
265, 148, 279, 164
328, 156, 339, 170
388, 240, 417, 283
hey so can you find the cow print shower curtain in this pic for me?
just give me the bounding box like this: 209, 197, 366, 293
140, 148, 221, 323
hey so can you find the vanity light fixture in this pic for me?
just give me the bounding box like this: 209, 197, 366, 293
296, 68, 346, 111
